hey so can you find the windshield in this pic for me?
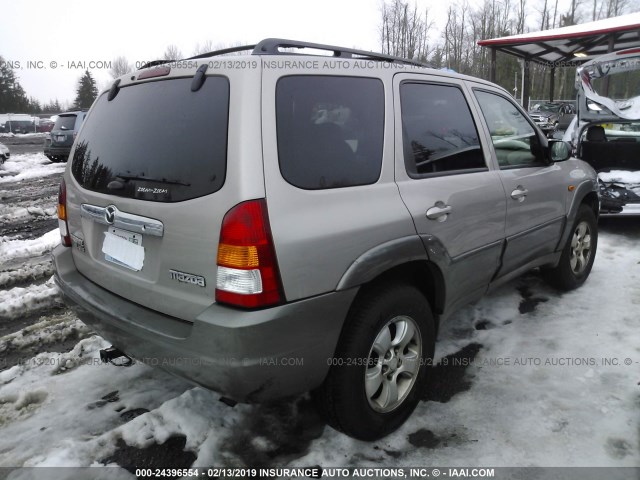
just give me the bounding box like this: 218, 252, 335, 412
71, 76, 229, 202
532, 103, 561, 113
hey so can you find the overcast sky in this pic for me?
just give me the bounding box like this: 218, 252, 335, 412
2, 0, 579, 105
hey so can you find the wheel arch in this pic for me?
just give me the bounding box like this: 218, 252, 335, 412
556, 181, 599, 251
336, 236, 446, 331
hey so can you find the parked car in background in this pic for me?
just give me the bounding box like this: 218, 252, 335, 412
44, 111, 87, 162
1, 120, 37, 134
0, 142, 9, 164
566, 47, 640, 215
37, 119, 55, 133
53, 39, 599, 441
528, 101, 575, 135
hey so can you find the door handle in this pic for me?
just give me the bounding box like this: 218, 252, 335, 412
426, 202, 452, 221
511, 186, 529, 202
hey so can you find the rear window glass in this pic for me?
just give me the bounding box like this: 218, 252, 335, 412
71, 77, 229, 202
276, 76, 384, 189
55, 115, 77, 131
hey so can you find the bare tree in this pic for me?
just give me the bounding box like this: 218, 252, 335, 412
379, 0, 433, 61
193, 40, 214, 56
109, 56, 131, 79
163, 45, 183, 61
516, 0, 527, 34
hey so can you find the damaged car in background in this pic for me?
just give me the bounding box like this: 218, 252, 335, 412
565, 48, 640, 215
529, 101, 575, 136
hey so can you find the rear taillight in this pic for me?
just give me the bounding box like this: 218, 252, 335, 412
215, 199, 284, 308
58, 179, 71, 247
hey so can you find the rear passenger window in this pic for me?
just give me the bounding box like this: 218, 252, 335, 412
474, 90, 545, 168
400, 83, 485, 175
276, 76, 384, 190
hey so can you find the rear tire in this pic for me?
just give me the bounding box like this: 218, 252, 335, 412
542, 204, 597, 291
315, 282, 435, 440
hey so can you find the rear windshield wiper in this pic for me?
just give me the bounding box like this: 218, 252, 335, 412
115, 174, 191, 186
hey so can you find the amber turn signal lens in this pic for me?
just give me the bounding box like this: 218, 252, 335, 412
217, 244, 259, 268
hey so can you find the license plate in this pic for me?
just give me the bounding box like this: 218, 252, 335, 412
56, 135, 65, 141
102, 227, 144, 271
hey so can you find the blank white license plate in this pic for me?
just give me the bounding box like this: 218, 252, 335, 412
103, 227, 144, 271
56, 136, 65, 141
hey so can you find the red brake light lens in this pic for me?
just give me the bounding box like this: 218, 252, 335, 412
215, 199, 284, 308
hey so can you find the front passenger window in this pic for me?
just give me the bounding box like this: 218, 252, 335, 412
474, 90, 544, 168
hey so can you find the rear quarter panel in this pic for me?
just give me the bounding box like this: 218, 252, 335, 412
260, 63, 417, 301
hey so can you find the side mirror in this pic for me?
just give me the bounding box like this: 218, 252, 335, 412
549, 140, 571, 162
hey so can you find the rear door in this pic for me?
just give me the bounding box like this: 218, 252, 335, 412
393, 74, 507, 313
471, 88, 566, 276
64, 65, 264, 321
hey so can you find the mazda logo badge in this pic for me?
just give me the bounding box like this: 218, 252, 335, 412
105, 205, 117, 224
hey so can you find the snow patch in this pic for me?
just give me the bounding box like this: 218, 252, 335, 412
0, 260, 54, 289
0, 153, 65, 184
0, 276, 61, 320
0, 228, 60, 263
0, 311, 89, 355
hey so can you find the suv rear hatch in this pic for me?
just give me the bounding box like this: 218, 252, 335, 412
575, 48, 640, 213
50, 114, 78, 147
65, 72, 234, 320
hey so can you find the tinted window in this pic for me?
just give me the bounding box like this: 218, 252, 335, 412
55, 115, 77, 131
400, 83, 485, 175
276, 76, 384, 189
71, 77, 229, 202
474, 90, 545, 168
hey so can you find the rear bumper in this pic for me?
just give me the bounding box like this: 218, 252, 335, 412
52, 245, 356, 402
44, 145, 71, 157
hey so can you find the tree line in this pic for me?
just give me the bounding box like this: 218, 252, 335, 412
0, 57, 98, 114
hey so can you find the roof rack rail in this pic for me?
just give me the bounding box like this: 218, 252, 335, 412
140, 44, 257, 70
139, 38, 428, 70
187, 44, 257, 60
252, 38, 428, 67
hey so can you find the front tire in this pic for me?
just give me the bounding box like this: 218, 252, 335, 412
315, 282, 435, 440
542, 204, 597, 291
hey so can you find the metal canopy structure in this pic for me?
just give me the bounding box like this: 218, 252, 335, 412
477, 12, 640, 109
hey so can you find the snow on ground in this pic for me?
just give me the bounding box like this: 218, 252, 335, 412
0, 231, 637, 474
0, 153, 65, 184
0, 310, 89, 357
0, 259, 54, 289
0, 275, 61, 320
0, 205, 56, 224
0, 152, 637, 473
0, 133, 48, 139
0, 230, 62, 320
0, 229, 60, 263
